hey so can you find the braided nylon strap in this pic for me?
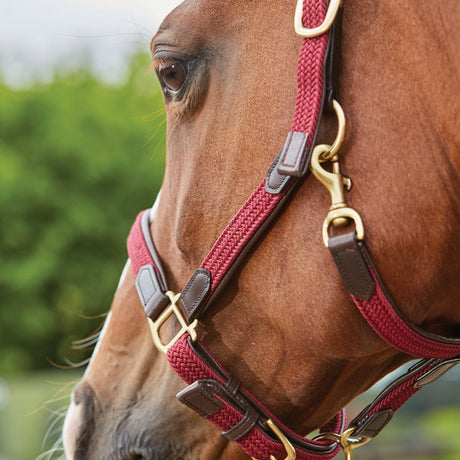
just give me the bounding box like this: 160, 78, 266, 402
167, 335, 343, 460
363, 367, 430, 419
201, 180, 285, 295
127, 212, 157, 275
201, 0, 329, 300
291, 0, 328, 137
352, 271, 460, 358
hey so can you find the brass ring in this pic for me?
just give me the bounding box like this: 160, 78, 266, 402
318, 99, 346, 163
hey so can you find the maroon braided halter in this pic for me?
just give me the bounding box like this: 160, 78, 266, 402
126, 1, 460, 459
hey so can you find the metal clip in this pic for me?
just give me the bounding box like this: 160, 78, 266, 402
309, 100, 365, 246
311, 149, 351, 218
295, 0, 342, 38
147, 291, 198, 354
314, 427, 371, 460
311, 146, 364, 246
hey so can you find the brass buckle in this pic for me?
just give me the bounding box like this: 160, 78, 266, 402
251, 419, 296, 460
147, 291, 198, 354
314, 427, 371, 460
295, 0, 342, 38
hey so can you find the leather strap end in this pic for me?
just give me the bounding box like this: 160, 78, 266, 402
328, 232, 375, 300
276, 131, 309, 177
177, 380, 224, 418
351, 409, 393, 438
414, 357, 460, 388
178, 268, 212, 322
135, 265, 169, 321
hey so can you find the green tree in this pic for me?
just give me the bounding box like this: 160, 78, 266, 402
0, 52, 166, 373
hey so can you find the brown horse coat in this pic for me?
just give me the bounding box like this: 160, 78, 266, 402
64, 1, 460, 458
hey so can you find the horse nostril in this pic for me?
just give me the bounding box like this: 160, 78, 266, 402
63, 381, 95, 459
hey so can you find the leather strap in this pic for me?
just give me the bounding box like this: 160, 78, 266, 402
350, 356, 460, 438
169, 335, 343, 460
127, 215, 459, 457
329, 232, 460, 358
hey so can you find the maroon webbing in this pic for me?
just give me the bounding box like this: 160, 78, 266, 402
201, 180, 285, 295
200, 0, 330, 296
125, 0, 457, 457
352, 271, 460, 358
167, 335, 343, 460
291, 0, 328, 138
364, 368, 428, 418
127, 212, 156, 275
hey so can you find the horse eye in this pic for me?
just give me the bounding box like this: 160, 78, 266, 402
158, 60, 187, 92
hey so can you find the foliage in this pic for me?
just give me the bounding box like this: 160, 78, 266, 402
0, 53, 166, 374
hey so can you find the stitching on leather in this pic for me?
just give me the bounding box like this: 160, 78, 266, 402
207, 382, 248, 415
181, 385, 223, 416
192, 273, 210, 309
281, 132, 296, 167
281, 132, 308, 169
266, 159, 288, 192
181, 270, 211, 315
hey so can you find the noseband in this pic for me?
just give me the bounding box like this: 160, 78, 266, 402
126, 1, 460, 459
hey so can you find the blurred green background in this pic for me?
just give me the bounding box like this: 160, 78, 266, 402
0, 51, 166, 459
0, 27, 459, 460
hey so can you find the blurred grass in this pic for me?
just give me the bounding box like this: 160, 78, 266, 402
0, 370, 82, 460
0, 369, 458, 460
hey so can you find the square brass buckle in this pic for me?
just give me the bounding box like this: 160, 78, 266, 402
147, 291, 198, 354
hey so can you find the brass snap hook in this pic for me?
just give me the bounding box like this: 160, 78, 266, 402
309, 100, 365, 246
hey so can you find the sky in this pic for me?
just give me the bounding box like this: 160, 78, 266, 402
0, 0, 182, 86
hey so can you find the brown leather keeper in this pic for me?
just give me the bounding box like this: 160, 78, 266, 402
266, 152, 292, 195
276, 131, 309, 177
222, 406, 259, 442
414, 357, 460, 388
176, 381, 224, 418
178, 268, 212, 322
351, 409, 393, 438
135, 265, 170, 321
328, 232, 375, 300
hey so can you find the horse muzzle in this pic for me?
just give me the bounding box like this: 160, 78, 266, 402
63, 381, 95, 459
62, 380, 219, 460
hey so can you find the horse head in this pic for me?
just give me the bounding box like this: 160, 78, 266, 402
63, 1, 460, 459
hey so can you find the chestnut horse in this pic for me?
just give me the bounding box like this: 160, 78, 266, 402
63, 0, 460, 459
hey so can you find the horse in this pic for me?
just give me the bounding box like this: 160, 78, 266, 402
62, 0, 460, 459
